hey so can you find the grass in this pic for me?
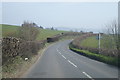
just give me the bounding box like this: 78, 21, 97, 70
2, 56, 24, 73
80, 35, 116, 49
69, 44, 119, 66
80, 36, 98, 48
1, 24, 67, 41
2, 42, 52, 78
1, 24, 67, 78
36, 29, 66, 41
1, 24, 19, 37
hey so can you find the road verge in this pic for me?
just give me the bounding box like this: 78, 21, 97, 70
69, 43, 119, 67
2, 43, 52, 78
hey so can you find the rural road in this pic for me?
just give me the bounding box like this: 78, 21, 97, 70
22, 40, 119, 79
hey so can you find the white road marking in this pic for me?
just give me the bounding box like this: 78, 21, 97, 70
67, 60, 77, 68
62, 55, 66, 59
57, 48, 93, 79
82, 72, 94, 80
57, 49, 61, 54
56, 49, 59, 52
57, 49, 67, 59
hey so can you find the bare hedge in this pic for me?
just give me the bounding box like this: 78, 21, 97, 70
46, 32, 83, 43
2, 37, 46, 65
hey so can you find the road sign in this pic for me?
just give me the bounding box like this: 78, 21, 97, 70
96, 34, 102, 40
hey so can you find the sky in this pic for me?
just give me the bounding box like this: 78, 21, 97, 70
1, 2, 118, 33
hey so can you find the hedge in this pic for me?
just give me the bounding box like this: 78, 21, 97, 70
2, 37, 46, 65
69, 43, 119, 67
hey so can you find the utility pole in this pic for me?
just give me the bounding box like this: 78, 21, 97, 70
98, 33, 101, 53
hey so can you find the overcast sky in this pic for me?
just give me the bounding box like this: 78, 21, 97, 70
2, 2, 118, 32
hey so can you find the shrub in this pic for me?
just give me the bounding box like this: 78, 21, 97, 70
18, 22, 39, 41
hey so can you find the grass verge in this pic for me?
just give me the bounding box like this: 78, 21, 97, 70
2, 43, 51, 78
69, 43, 119, 67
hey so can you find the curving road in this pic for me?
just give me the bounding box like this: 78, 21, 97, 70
22, 40, 119, 79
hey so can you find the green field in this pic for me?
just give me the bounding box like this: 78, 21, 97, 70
36, 29, 66, 41
80, 36, 99, 48
80, 35, 116, 49
1, 24, 66, 41
1, 24, 19, 37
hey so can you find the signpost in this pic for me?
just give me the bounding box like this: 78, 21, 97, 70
98, 33, 101, 53
96, 33, 101, 53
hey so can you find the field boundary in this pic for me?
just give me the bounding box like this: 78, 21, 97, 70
69, 43, 119, 67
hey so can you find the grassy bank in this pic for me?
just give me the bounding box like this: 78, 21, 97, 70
1, 24, 66, 78
2, 24, 19, 37
2, 42, 52, 78
1, 24, 66, 40
69, 43, 119, 67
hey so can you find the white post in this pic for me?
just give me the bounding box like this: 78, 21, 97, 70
99, 33, 101, 53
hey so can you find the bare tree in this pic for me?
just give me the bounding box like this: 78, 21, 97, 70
19, 21, 39, 41
106, 20, 119, 50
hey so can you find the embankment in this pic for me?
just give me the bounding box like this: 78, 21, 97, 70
69, 33, 119, 67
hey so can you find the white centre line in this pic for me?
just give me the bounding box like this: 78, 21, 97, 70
82, 72, 94, 80
57, 49, 61, 54
67, 60, 77, 68
62, 55, 66, 59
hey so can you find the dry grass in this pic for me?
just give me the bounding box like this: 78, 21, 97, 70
2, 43, 50, 78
